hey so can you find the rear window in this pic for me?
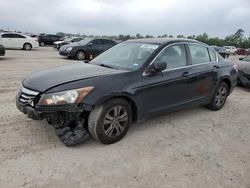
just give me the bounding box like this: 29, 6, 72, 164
189, 44, 210, 65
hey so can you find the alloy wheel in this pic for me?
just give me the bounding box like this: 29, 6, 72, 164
103, 105, 128, 138
215, 85, 227, 107
24, 44, 31, 50
77, 51, 85, 60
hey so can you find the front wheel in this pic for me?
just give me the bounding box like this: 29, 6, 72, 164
206, 82, 229, 111
88, 98, 132, 144
76, 51, 85, 60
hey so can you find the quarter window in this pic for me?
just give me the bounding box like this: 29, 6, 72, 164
154, 44, 187, 69
208, 49, 217, 62
189, 44, 210, 65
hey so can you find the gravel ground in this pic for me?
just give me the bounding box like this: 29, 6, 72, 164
0, 48, 249, 188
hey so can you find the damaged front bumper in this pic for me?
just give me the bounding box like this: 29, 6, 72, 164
16, 98, 92, 146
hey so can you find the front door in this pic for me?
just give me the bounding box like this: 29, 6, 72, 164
1, 34, 16, 48
142, 43, 193, 115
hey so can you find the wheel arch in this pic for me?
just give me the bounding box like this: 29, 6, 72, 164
220, 77, 232, 94
93, 94, 138, 123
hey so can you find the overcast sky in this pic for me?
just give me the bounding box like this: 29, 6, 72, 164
0, 0, 250, 37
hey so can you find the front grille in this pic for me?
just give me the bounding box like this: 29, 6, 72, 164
18, 86, 39, 106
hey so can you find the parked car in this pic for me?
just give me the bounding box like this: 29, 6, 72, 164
38, 34, 62, 46
236, 55, 250, 88
211, 46, 230, 58
53, 37, 83, 50
59, 38, 117, 60
223, 46, 237, 55
0, 45, 5, 56
0, 32, 39, 50
16, 38, 238, 146
0, 37, 5, 56
236, 48, 250, 55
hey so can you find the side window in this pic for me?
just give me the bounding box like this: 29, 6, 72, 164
2, 34, 14, 38
13, 34, 25, 38
103, 40, 115, 45
154, 44, 187, 69
189, 44, 210, 64
91, 39, 102, 45
208, 49, 217, 62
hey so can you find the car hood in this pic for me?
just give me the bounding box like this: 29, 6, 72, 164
23, 63, 126, 92
235, 60, 250, 74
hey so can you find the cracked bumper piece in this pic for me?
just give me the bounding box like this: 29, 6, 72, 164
55, 120, 89, 146
238, 71, 250, 88
16, 100, 91, 146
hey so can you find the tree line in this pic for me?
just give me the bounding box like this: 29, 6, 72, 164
56, 29, 250, 49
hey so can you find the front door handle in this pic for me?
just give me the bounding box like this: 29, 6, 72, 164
182, 71, 191, 77
213, 65, 220, 69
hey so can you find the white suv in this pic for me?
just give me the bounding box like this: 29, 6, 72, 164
223, 46, 237, 55
0, 32, 39, 50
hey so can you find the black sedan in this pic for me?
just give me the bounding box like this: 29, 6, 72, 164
0, 45, 5, 56
236, 55, 250, 88
16, 38, 238, 146
59, 38, 117, 60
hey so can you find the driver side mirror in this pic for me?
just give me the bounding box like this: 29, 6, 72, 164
147, 62, 167, 75
239, 57, 243, 60
153, 62, 167, 72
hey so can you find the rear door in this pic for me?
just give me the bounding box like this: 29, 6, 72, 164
13, 34, 26, 48
186, 43, 219, 101
102, 39, 116, 50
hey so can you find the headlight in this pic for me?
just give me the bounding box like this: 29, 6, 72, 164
66, 47, 72, 51
38, 86, 94, 106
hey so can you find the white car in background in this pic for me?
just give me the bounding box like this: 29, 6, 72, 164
0, 32, 39, 50
223, 46, 237, 55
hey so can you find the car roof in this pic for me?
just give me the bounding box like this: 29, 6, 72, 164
125, 38, 201, 45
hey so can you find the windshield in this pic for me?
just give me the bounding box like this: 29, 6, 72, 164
78, 38, 93, 45
91, 42, 159, 70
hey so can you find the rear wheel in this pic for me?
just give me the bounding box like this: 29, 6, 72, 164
40, 42, 45, 47
23, 43, 32, 50
206, 82, 229, 111
76, 51, 85, 60
88, 98, 132, 144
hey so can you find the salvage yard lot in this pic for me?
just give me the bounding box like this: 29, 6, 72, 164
0, 47, 250, 188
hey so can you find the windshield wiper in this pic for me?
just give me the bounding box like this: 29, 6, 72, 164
98, 64, 117, 69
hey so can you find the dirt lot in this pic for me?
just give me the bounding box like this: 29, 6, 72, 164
0, 48, 249, 188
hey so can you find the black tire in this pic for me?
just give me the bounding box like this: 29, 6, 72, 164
23, 43, 32, 50
40, 42, 45, 47
76, 50, 85, 60
88, 98, 132, 144
206, 82, 229, 111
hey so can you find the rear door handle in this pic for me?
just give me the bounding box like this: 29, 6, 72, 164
182, 71, 191, 77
